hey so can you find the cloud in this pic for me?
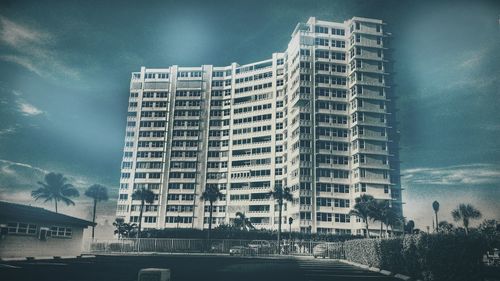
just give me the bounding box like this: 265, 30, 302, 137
402, 163, 500, 186
0, 16, 50, 47
0, 126, 18, 137
459, 48, 487, 70
482, 124, 500, 132
18, 101, 44, 116
0, 15, 80, 80
4, 88, 46, 117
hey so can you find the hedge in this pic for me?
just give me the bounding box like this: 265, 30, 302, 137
344, 233, 489, 281
140, 227, 362, 242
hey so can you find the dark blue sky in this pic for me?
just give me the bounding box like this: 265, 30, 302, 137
0, 0, 498, 234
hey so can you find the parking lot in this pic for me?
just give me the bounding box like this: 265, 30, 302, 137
0, 255, 402, 281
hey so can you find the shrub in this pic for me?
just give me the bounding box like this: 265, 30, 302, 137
140, 227, 362, 241
345, 233, 489, 281
344, 238, 403, 272
407, 232, 488, 281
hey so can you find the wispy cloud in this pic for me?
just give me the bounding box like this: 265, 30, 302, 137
18, 101, 43, 116
0, 16, 51, 47
0, 15, 80, 80
7, 89, 45, 117
459, 48, 488, 70
0, 125, 19, 137
402, 163, 500, 186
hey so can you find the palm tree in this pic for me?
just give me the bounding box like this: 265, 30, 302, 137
268, 185, 293, 253
386, 210, 403, 237
432, 201, 440, 232
84, 184, 109, 240
349, 194, 375, 238
132, 187, 155, 238
370, 200, 391, 238
113, 218, 137, 238
451, 203, 482, 235
31, 172, 79, 213
200, 185, 223, 241
405, 220, 415, 234
234, 212, 254, 231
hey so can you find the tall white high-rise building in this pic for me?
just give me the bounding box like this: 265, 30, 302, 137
116, 16, 402, 236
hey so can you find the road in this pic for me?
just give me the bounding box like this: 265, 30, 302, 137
0, 255, 401, 281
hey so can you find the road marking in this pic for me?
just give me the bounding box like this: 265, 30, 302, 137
306, 274, 394, 278
0, 264, 22, 269
25, 262, 68, 266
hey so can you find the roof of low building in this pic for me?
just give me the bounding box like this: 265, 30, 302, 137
0, 201, 96, 227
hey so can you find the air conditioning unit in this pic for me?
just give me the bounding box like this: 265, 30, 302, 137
39, 227, 50, 241
137, 268, 170, 281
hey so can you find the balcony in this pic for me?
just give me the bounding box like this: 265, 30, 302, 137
290, 92, 311, 107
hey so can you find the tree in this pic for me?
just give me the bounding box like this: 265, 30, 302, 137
84, 184, 109, 240
438, 221, 454, 233
383, 205, 402, 237
200, 185, 223, 241
386, 210, 404, 236
113, 218, 137, 238
432, 201, 440, 232
451, 203, 482, 235
349, 194, 375, 238
405, 220, 415, 234
370, 200, 391, 238
31, 172, 79, 213
268, 185, 293, 253
132, 187, 155, 238
234, 212, 254, 231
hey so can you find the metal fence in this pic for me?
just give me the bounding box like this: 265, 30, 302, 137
83, 238, 345, 258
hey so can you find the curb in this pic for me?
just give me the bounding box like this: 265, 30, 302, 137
339, 259, 415, 281
0, 257, 26, 262
0, 255, 93, 262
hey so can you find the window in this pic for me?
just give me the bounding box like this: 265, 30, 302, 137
335, 213, 350, 223
7, 222, 37, 235
144, 216, 157, 223
50, 226, 72, 238
331, 28, 345, 36
315, 26, 329, 34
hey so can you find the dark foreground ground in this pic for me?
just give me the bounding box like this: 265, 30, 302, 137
0, 255, 402, 281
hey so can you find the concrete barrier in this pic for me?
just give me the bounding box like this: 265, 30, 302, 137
394, 273, 412, 280
138, 268, 171, 281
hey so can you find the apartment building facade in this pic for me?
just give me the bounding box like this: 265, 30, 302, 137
116, 16, 402, 236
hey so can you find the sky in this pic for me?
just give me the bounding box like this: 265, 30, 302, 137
0, 0, 499, 238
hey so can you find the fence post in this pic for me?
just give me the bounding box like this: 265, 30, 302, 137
154, 239, 157, 252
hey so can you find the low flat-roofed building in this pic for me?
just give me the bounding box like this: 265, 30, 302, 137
0, 201, 95, 259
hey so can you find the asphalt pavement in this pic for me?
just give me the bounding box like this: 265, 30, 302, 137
0, 255, 402, 281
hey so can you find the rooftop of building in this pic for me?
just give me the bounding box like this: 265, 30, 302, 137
0, 201, 96, 227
